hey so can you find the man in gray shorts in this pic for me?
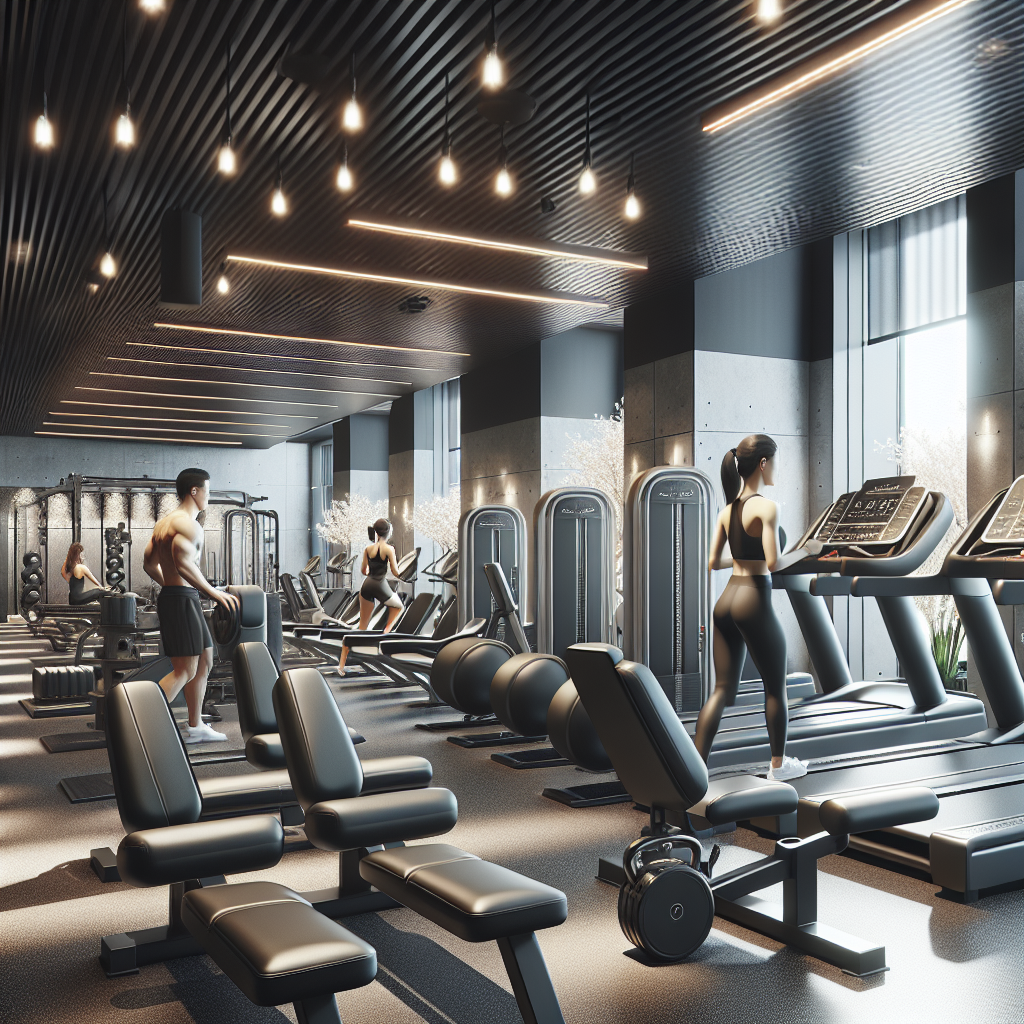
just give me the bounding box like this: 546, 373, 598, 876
143, 468, 239, 743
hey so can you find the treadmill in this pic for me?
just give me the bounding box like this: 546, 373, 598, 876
760, 478, 1024, 901
701, 476, 987, 767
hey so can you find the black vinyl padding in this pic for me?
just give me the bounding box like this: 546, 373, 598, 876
303, 788, 459, 852
430, 637, 513, 716
234, 642, 278, 738
546, 680, 612, 771
695, 776, 798, 826
490, 653, 569, 736
117, 815, 283, 887
360, 844, 568, 943
197, 771, 295, 816
181, 881, 376, 1007
564, 644, 709, 811
818, 786, 940, 837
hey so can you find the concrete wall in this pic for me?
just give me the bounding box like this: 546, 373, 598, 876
1, 436, 310, 613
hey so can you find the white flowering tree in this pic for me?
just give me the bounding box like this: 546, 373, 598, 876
411, 487, 461, 553
317, 494, 388, 555
562, 402, 625, 580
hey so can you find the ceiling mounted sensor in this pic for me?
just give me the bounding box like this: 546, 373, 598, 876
477, 88, 536, 127
397, 295, 432, 315
539, 196, 556, 214
277, 50, 332, 89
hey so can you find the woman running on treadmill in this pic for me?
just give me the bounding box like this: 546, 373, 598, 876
61, 542, 109, 604
694, 434, 822, 781
337, 518, 404, 673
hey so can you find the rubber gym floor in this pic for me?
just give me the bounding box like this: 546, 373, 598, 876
3, 654, 1023, 1024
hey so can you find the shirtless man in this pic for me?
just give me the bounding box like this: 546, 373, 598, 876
143, 467, 239, 743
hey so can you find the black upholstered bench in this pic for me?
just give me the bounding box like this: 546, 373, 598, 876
361, 843, 568, 1024
181, 880, 376, 1024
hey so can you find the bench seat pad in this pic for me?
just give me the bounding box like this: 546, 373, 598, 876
360, 843, 567, 943
181, 880, 376, 1006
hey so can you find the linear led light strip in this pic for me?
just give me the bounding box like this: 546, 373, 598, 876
702, 0, 973, 133
37, 431, 241, 446
89, 372, 401, 398
63, 400, 317, 419
225, 255, 608, 308
76, 386, 336, 409
50, 411, 294, 429
346, 217, 648, 270
154, 322, 469, 358
107, 356, 413, 387
127, 341, 435, 373
45, 421, 288, 438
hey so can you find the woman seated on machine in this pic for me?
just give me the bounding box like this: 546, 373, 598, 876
61, 542, 109, 605
337, 518, 404, 674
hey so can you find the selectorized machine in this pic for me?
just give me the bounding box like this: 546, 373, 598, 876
457, 504, 528, 638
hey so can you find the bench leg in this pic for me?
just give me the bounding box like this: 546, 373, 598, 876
294, 993, 343, 1024
497, 933, 565, 1024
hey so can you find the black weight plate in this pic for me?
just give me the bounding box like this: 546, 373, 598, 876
23, 552, 41, 567
211, 603, 240, 647
21, 589, 41, 606
619, 864, 714, 962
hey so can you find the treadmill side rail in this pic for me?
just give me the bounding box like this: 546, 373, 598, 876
930, 815, 1024, 898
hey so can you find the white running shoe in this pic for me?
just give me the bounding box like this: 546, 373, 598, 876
183, 722, 228, 744
767, 756, 808, 781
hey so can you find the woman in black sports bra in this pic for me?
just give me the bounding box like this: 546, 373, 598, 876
693, 434, 821, 781
337, 518, 404, 673
61, 542, 109, 604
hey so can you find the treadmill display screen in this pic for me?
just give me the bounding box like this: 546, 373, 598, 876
816, 477, 925, 545
982, 476, 1024, 544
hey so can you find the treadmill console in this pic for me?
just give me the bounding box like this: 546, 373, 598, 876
981, 476, 1024, 545
814, 477, 926, 547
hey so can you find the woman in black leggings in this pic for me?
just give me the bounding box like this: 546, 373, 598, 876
693, 434, 821, 780
337, 518, 404, 673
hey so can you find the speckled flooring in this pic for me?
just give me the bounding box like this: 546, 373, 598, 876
2, 640, 1023, 1024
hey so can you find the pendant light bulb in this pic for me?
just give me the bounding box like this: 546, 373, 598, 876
482, 45, 503, 90
579, 165, 596, 195
34, 95, 54, 149
115, 106, 135, 149
271, 186, 287, 217
216, 273, 230, 295
342, 52, 363, 132
336, 151, 354, 192
217, 138, 236, 176
139, 0, 166, 12
439, 150, 457, 186
756, 0, 783, 24
623, 151, 641, 220
495, 166, 513, 196
100, 251, 117, 278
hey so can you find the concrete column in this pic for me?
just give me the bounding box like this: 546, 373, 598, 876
965, 171, 1024, 696
460, 326, 623, 619
388, 391, 436, 561
332, 413, 389, 505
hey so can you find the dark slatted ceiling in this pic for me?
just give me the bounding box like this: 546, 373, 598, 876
2, 0, 1023, 448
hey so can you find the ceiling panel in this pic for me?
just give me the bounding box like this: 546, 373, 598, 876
2, 0, 1022, 447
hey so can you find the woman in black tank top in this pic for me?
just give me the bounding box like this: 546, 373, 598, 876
61, 542, 108, 604
694, 435, 821, 781
337, 517, 404, 673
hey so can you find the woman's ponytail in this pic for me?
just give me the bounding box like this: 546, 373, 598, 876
722, 434, 778, 503
367, 525, 376, 542
721, 448, 741, 504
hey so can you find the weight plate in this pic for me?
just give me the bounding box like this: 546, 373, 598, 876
618, 863, 714, 962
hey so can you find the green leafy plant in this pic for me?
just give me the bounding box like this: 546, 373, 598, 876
930, 605, 966, 690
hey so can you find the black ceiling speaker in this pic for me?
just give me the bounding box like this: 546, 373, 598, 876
540, 196, 557, 214
477, 88, 536, 126
159, 208, 202, 309
397, 295, 432, 314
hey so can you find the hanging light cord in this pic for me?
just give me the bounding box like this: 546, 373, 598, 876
350, 50, 357, 97
584, 92, 591, 166
443, 72, 450, 150
121, 0, 130, 110
627, 151, 635, 191
224, 41, 232, 138
489, 0, 498, 48
102, 181, 110, 251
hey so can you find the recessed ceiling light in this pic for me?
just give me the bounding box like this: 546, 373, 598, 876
126, 341, 432, 373
75, 386, 338, 408
44, 421, 287, 438
152, 321, 469, 357
107, 356, 412, 386
703, 0, 974, 133
347, 217, 647, 270
37, 431, 240, 446
225, 254, 607, 308
90, 371, 401, 398
50, 411, 293, 429
62, 399, 317, 419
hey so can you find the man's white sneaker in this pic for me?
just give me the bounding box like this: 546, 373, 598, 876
183, 722, 227, 744
767, 756, 808, 781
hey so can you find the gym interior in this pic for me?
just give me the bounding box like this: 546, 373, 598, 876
3, 1, 1024, 1022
